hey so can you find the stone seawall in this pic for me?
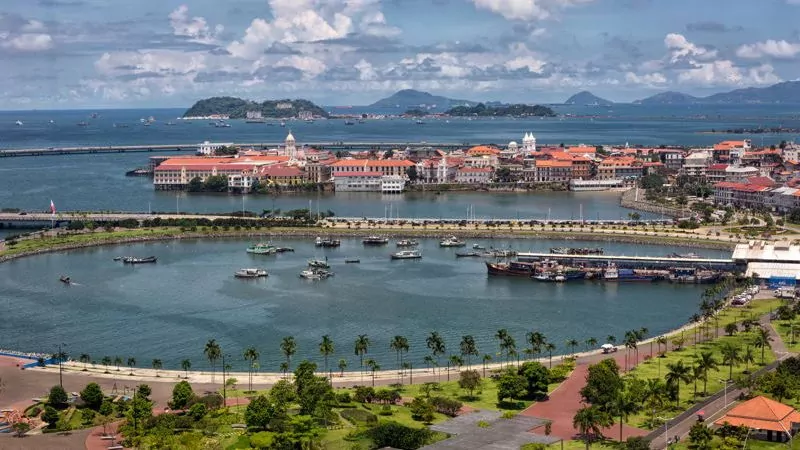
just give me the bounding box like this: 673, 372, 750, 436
620, 188, 684, 218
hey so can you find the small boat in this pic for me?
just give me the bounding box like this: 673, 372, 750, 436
112, 256, 124, 261
315, 237, 341, 248
59, 276, 71, 284
533, 273, 554, 282
246, 243, 277, 255
472, 244, 486, 250
439, 236, 466, 247
416, 119, 425, 125
308, 258, 330, 269
15, 120, 23, 126
234, 268, 268, 278
344, 120, 355, 125
280, 121, 286, 127
300, 268, 334, 280
396, 239, 418, 247
486, 261, 537, 276
345, 258, 361, 263
455, 251, 482, 258
362, 236, 389, 245
77, 121, 89, 127
122, 256, 157, 264
391, 250, 422, 260
667, 252, 701, 259
275, 247, 295, 253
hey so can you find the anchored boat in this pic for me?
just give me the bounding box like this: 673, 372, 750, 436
308, 258, 330, 269
439, 236, 466, 247
363, 236, 389, 245
391, 250, 422, 260
315, 237, 341, 248
59, 276, 71, 284
300, 268, 334, 280
396, 239, 418, 247
122, 256, 157, 264
234, 268, 268, 278
246, 243, 277, 255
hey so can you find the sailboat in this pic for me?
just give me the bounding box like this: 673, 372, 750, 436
14, 120, 23, 126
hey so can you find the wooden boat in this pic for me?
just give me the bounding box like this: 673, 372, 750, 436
344, 258, 361, 263
391, 250, 422, 260
486, 261, 537, 276
59, 276, 71, 284
234, 268, 268, 278
123, 256, 157, 264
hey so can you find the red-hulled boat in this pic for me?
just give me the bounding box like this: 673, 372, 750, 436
486, 261, 537, 276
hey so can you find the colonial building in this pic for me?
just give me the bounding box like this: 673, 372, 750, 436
331, 159, 415, 178
456, 167, 492, 184
197, 141, 234, 156
153, 156, 286, 190
260, 165, 304, 185
682, 150, 713, 178
533, 160, 572, 182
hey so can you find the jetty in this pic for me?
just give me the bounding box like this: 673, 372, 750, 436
517, 252, 738, 270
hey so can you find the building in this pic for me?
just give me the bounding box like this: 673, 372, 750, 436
707, 164, 729, 184
713, 396, 800, 442
522, 133, 536, 154
713, 179, 774, 209
464, 154, 498, 168
153, 156, 287, 190
569, 179, 624, 191
197, 141, 234, 156
682, 151, 712, 178
260, 165, 304, 185
597, 157, 643, 180
656, 149, 685, 171
284, 132, 297, 161
456, 167, 492, 184
331, 159, 415, 178
533, 160, 572, 182
713, 140, 751, 163
725, 165, 760, 182
304, 158, 335, 183
333, 172, 406, 193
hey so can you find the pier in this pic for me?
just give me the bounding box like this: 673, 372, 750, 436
0, 141, 468, 157
517, 252, 738, 270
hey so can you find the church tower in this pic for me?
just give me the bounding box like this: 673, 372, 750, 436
285, 131, 297, 161
522, 132, 536, 154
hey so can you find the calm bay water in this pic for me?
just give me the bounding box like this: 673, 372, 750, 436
0, 237, 728, 371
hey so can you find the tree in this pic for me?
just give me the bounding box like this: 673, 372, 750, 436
406, 165, 419, 183
204, 339, 222, 383
319, 336, 335, 380
127, 357, 136, 375
101, 356, 112, 373
495, 329, 510, 368
181, 359, 191, 379
724, 323, 738, 336
80, 382, 104, 410
742, 346, 755, 373
280, 336, 297, 373
519, 361, 550, 400
586, 337, 598, 351
366, 358, 380, 387
79, 354, 91, 371
81, 408, 96, 428
573, 406, 613, 450
688, 422, 713, 449
11, 421, 30, 437
243, 347, 260, 392
580, 359, 623, 408
170, 380, 194, 410
665, 361, 692, 406
42, 406, 60, 428
545, 343, 556, 368
187, 177, 204, 192
720, 343, 741, 380
294, 361, 335, 417
408, 397, 435, 423
567, 338, 580, 356
337, 358, 347, 377
496, 369, 527, 404
458, 370, 481, 398
426, 331, 446, 380
695, 351, 718, 395
203, 175, 229, 192
610, 389, 638, 442
48, 385, 68, 408
151, 359, 163, 377
113, 356, 122, 372
759, 371, 796, 403
754, 327, 773, 364
354, 334, 371, 381
459, 335, 478, 367
482, 354, 492, 377
245, 395, 276, 430
389, 335, 409, 382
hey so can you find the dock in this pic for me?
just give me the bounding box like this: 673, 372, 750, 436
517, 252, 738, 270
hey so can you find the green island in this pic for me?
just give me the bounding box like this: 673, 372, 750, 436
183, 97, 329, 119
444, 103, 556, 117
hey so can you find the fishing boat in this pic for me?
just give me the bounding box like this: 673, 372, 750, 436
439, 236, 466, 247
246, 243, 277, 255
59, 276, 71, 284
472, 244, 486, 250
276, 247, 295, 253
391, 250, 422, 260
667, 252, 701, 259
344, 120, 355, 125
455, 251, 482, 258
396, 239, 418, 247
308, 258, 330, 269
550, 247, 603, 255
234, 268, 268, 278
485, 261, 537, 276
122, 256, 157, 264
362, 236, 389, 245
300, 268, 334, 280
345, 258, 360, 263
315, 237, 341, 247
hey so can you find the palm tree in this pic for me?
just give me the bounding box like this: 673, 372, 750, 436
448, 355, 463, 381
389, 335, 409, 382
642, 378, 666, 425
526, 331, 546, 359
243, 347, 260, 392
691, 364, 704, 398
753, 327, 773, 364
365, 358, 379, 387
656, 336, 668, 356
280, 336, 297, 373
606, 335, 617, 346
720, 343, 741, 380
151, 359, 162, 377
79, 354, 90, 371
610, 389, 638, 442
319, 336, 335, 380
638, 327, 649, 358
495, 329, 509, 367
113, 356, 122, 372
586, 337, 598, 351
354, 334, 371, 382
742, 346, 755, 373
695, 351, 718, 395
545, 343, 556, 368
204, 339, 222, 383
426, 331, 446, 380
566, 339, 579, 356
280, 362, 289, 378
503, 335, 517, 367
481, 354, 492, 378
126, 357, 136, 375
459, 335, 478, 367
665, 360, 692, 407
181, 359, 191, 379
101, 356, 112, 373
573, 406, 613, 450
337, 358, 347, 377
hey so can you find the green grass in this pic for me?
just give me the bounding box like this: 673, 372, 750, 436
772, 320, 800, 352
669, 436, 800, 450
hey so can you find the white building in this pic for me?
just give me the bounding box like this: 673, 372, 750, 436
284, 132, 297, 161
682, 150, 713, 178
522, 132, 536, 154
334, 172, 406, 192
197, 141, 234, 156
725, 166, 760, 183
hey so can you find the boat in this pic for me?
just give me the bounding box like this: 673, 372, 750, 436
416, 119, 425, 125
246, 243, 277, 255
14, 120, 23, 126
667, 252, 701, 259
362, 236, 389, 245
396, 239, 418, 247
280, 121, 286, 127
669, 267, 721, 284
214, 121, 231, 128
315, 237, 341, 248
77, 121, 89, 127
603, 263, 663, 282
484, 249, 517, 258
472, 244, 486, 250
305, 119, 314, 123
455, 251, 482, 258
533, 273, 555, 282
300, 268, 334, 280
165, 121, 177, 126
345, 258, 360, 263
550, 247, 603, 255
344, 120, 355, 125
59, 276, 71, 284
439, 236, 466, 247
113, 123, 130, 128
112, 256, 125, 261
122, 256, 157, 264
234, 268, 268, 278
486, 261, 537, 276
603, 263, 619, 280
276, 247, 295, 253
308, 258, 330, 269
391, 250, 422, 260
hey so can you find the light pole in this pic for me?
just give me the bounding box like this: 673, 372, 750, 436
718, 378, 731, 408
658, 416, 674, 448
222, 353, 230, 409
57, 342, 67, 388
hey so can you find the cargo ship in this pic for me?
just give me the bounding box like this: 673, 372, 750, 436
486, 261, 537, 276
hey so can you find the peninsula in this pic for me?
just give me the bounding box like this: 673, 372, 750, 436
183, 96, 329, 119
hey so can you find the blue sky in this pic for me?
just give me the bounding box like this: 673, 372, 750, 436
0, 0, 798, 108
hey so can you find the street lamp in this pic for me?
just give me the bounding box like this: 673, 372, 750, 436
658, 416, 674, 448
718, 378, 732, 408
56, 343, 67, 388
222, 353, 231, 409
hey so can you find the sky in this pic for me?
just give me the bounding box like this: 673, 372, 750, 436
1, 0, 799, 109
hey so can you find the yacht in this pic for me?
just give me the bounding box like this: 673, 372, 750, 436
308, 258, 330, 269
246, 243, 277, 255
391, 250, 422, 260
315, 237, 341, 247
235, 268, 268, 278
396, 239, 418, 247
439, 236, 466, 247
362, 236, 389, 245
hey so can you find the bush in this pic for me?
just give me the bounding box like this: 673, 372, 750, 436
249, 431, 274, 449
193, 393, 223, 411
336, 392, 352, 404
339, 408, 377, 425
80, 383, 104, 410
188, 403, 207, 421
430, 396, 462, 417
170, 381, 195, 410
378, 405, 393, 416
42, 406, 59, 428
48, 385, 68, 408
353, 386, 375, 403
369, 421, 433, 450
501, 411, 517, 419
548, 364, 571, 383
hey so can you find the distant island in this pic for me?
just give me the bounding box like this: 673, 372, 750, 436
445, 103, 556, 117
635, 81, 800, 105
183, 97, 329, 119
564, 91, 613, 105
369, 89, 478, 110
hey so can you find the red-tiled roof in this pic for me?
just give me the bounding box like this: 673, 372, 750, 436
714, 396, 800, 433
747, 176, 776, 187
335, 171, 383, 177
708, 164, 729, 171
331, 159, 415, 167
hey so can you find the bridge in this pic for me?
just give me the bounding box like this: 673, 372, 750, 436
0, 141, 469, 157
517, 252, 737, 270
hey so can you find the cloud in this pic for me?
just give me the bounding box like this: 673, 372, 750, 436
664, 33, 717, 63
1, 33, 53, 52
470, 0, 596, 21
685, 21, 743, 33
169, 5, 224, 45
736, 39, 800, 59
624, 71, 667, 86
0, 15, 54, 53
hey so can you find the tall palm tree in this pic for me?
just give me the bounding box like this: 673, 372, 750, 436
459, 335, 478, 367
79, 354, 91, 371
691, 364, 704, 398
204, 339, 222, 383
742, 346, 755, 373
126, 357, 136, 375
113, 356, 122, 372
638, 327, 649, 358
152, 359, 162, 377
720, 343, 741, 380
642, 378, 666, 425
481, 354, 492, 378
573, 406, 613, 450
585, 337, 598, 351
243, 347, 260, 392
365, 358, 379, 387
319, 336, 335, 380
753, 327, 773, 364
495, 329, 509, 368
656, 336, 668, 355
389, 335, 409, 381
566, 339, 579, 356
337, 358, 347, 377
502, 334, 517, 366
545, 343, 556, 368
280, 362, 289, 378
695, 351, 718, 395
181, 359, 191, 379
101, 356, 112, 373
665, 360, 692, 407
526, 331, 546, 359
354, 334, 371, 382
280, 336, 297, 373
610, 389, 638, 442
448, 355, 463, 381
426, 331, 446, 380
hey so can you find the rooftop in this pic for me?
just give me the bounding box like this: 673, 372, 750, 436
714, 396, 800, 433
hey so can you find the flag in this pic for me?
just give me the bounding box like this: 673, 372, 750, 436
50, 199, 56, 215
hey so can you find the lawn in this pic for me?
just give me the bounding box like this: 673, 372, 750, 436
772, 319, 800, 352
400, 376, 564, 411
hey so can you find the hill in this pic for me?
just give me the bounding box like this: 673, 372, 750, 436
183, 97, 329, 118
634, 81, 800, 105
369, 89, 477, 109
564, 91, 613, 105
445, 103, 556, 117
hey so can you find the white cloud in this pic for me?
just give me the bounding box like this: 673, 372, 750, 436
624, 72, 667, 86
736, 39, 800, 59
471, 0, 595, 21
504, 56, 546, 73
1, 33, 53, 52
169, 5, 224, 45
677, 60, 779, 87
664, 33, 717, 63
275, 55, 327, 78
95, 50, 206, 76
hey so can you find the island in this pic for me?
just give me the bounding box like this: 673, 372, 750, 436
444, 103, 556, 117
634, 80, 800, 105
183, 96, 329, 119
369, 89, 477, 110
564, 91, 613, 105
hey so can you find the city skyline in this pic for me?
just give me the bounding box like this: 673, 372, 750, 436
1, 0, 799, 109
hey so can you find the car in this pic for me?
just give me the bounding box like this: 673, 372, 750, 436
18, 212, 27, 215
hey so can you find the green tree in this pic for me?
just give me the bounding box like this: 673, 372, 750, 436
495, 329, 510, 368
426, 331, 446, 380
695, 351, 718, 395
151, 359, 162, 377
566, 338, 580, 356
665, 360, 692, 406
459, 335, 478, 367
244, 395, 276, 430
496, 369, 527, 403
458, 369, 481, 398
482, 354, 492, 377
181, 359, 191, 379
354, 334, 371, 381
80, 382, 104, 410
742, 346, 755, 373
11, 421, 31, 437
101, 356, 112, 373
280, 336, 297, 373
573, 406, 613, 450
724, 323, 738, 336
319, 336, 335, 380
187, 177, 204, 192
81, 408, 96, 428
753, 327, 773, 364
337, 358, 347, 377
586, 337, 598, 351
42, 406, 60, 428
720, 343, 741, 380
580, 359, 623, 408
519, 361, 550, 399
406, 165, 419, 183
204, 339, 221, 383
170, 380, 194, 410
545, 343, 556, 368
48, 385, 68, 408
243, 347, 260, 392
203, 175, 229, 192
79, 354, 91, 371
688, 422, 713, 449
610, 389, 638, 442
127, 357, 136, 375
408, 397, 435, 423
113, 356, 122, 372
366, 358, 380, 387
389, 335, 409, 382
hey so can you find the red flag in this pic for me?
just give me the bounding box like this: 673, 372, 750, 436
50, 199, 56, 214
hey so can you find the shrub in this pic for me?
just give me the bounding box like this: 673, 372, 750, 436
339, 408, 377, 425
80, 383, 104, 410
369, 421, 433, 450
353, 386, 375, 403
249, 432, 274, 449
42, 406, 59, 428
48, 385, 68, 408
548, 364, 571, 383
477, 420, 491, 428
378, 405, 393, 416
187, 403, 207, 421
170, 381, 195, 410
336, 392, 352, 404
430, 396, 462, 417
501, 411, 517, 419
194, 393, 223, 411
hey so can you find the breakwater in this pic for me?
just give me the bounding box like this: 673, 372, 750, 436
620, 188, 684, 218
